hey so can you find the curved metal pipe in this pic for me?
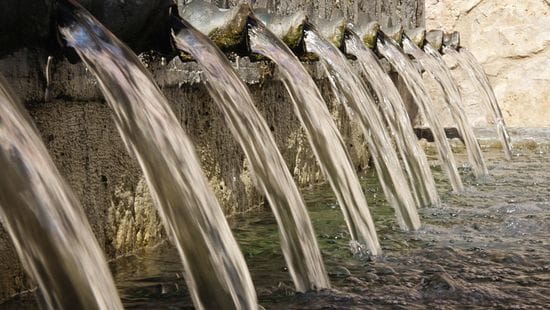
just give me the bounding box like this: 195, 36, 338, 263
381, 24, 404, 44
443, 31, 461, 50
253, 8, 308, 51
179, 0, 251, 54
404, 27, 426, 48
425, 29, 444, 51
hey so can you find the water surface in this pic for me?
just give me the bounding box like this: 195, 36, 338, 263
111, 131, 550, 308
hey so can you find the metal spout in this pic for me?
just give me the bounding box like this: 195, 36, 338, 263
351, 20, 381, 49
404, 27, 426, 48
179, 0, 251, 52
253, 8, 308, 50
443, 31, 460, 50
425, 30, 444, 51
308, 14, 348, 49
381, 24, 404, 44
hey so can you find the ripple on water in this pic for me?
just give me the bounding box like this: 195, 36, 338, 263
118, 137, 550, 308
5, 133, 550, 308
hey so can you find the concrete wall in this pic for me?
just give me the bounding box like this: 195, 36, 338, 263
424, 0, 550, 127
0, 0, 424, 302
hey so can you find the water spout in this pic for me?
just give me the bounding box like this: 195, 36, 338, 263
425, 30, 444, 51
304, 25, 421, 230
180, 0, 251, 53
171, 13, 330, 292
402, 35, 489, 179
443, 31, 460, 50
381, 24, 404, 44
247, 16, 381, 256
253, 8, 307, 50
404, 27, 426, 48
345, 29, 441, 208
58, 2, 257, 308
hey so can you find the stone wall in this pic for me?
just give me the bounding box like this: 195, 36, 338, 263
424, 0, 550, 127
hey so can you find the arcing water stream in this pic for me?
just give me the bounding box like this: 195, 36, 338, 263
58, 3, 256, 309
402, 37, 489, 179
304, 28, 421, 231
444, 47, 513, 160
345, 31, 440, 208
171, 16, 329, 291
248, 19, 381, 256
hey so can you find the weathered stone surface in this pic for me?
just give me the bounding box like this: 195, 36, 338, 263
425, 0, 550, 127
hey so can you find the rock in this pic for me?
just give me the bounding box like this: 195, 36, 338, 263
375, 266, 397, 275
422, 272, 457, 293
329, 266, 352, 278
425, 0, 550, 127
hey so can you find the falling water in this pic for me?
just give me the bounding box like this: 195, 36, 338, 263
402, 37, 488, 178
171, 17, 329, 291
444, 47, 512, 160
345, 31, 440, 208
377, 37, 465, 192
248, 19, 381, 256
0, 74, 123, 309
58, 4, 256, 309
304, 29, 420, 230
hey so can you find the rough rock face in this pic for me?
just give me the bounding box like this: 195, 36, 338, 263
424, 0, 550, 127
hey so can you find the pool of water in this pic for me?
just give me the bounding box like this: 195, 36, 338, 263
5, 129, 550, 308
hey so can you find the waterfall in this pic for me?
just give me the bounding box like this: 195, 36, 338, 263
402, 37, 488, 179
58, 3, 257, 309
443, 47, 512, 160
377, 37, 465, 193
171, 17, 329, 291
304, 28, 420, 231
345, 31, 440, 208
0, 74, 123, 309
248, 19, 381, 256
